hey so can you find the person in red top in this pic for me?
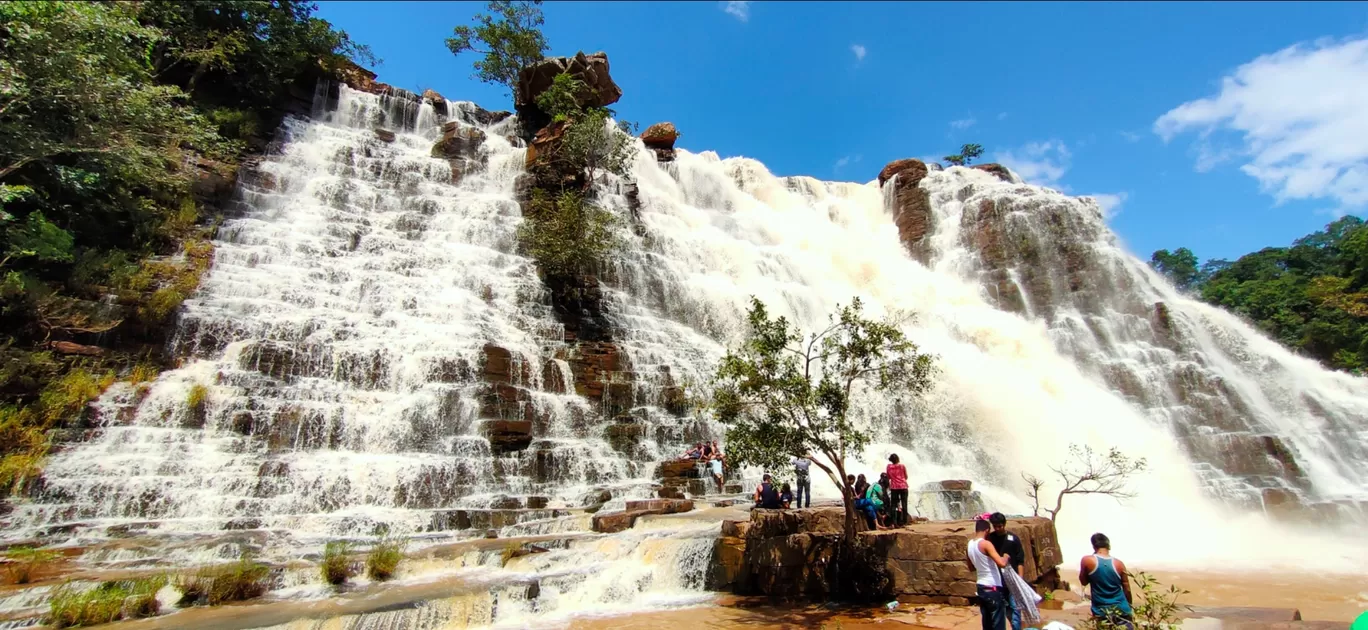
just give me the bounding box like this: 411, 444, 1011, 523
885, 453, 910, 527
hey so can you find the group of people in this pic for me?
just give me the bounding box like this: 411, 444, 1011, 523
970, 512, 1135, 630
683, 441, 726, 493
847, 453, 912, 529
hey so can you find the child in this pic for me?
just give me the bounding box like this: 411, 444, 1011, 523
780, 482, 793, 508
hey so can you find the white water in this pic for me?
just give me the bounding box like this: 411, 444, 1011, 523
5, 83, 1368, 627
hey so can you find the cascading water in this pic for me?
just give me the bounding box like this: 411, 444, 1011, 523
4, 78, 1368, 628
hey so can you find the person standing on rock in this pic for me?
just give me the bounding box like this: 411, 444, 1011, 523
790, 455, 812, 508
709, 453, 725, 493
968, 516, 1013, 630
1079, 533, 1134, 629
886, 453, 910, 527
988, 512, 1026, 630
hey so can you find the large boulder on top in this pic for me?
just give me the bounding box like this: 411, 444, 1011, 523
640, 122, 679, 149
878, 158, 929, 188
640, 122, 680, 163
515, 51, 623, 111
971, 163, 1013, 182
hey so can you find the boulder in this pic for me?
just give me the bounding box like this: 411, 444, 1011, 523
971, 163, 1013, 182
593, 499, 694, 533
482, 420, 533, 454
624, 499, 694, 514
655, 458, 703, 479
458, 106, 514, 127
640, 122, 679, 161
421, 89, 449, 117
432, 121, 486, 160
878, 158, 929, 188
707, 536, 748, 591
374, 128, 396, 143
747, 507, 845, 538
515, 51, 623, 111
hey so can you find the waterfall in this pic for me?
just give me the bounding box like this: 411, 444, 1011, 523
3, 82, 1367, 627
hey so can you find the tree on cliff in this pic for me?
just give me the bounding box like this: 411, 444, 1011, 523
1023, 444, 1147, 524
710, 297, 938, 541
446, 1, 549, 95
944, 143, 985, 167
1149, 248, 1202, 291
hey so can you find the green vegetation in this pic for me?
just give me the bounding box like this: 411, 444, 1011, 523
48, 575, 167, 627
1149, 247, 1202, 292
1151, 216, 1368, 373
0, 0, 369, 495
1085, 571, 1190, 630
944, 143, 985, 166
1022, 443, 1147, 524
186, 384, 209, 412
366, 537, 405, 581
176, 555, 272, 606
320, 541, 357, 585
446, 1, 549, 95
2, 545, 63, 584
709, 297, 938, 540
517, 190, 621, 275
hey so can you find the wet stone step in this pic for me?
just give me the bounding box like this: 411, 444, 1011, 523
424, 508, 566, 532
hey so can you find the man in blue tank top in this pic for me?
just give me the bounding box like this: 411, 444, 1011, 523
1078, 532, 1134, 629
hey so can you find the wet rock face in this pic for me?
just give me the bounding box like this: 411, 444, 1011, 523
878, 158, 935, 264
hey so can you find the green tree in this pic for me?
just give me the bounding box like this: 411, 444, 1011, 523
446, 1, 549, 95
943, 143, 984, 166
710, 297, 938, 541
0, 1, 220, 181
1149, 247, 1202, 291
1, 212, 73, 269
516, 189, 620, 275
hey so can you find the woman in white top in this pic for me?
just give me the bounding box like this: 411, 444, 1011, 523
966, 517, 1012, 630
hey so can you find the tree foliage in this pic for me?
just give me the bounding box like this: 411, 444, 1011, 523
1149, 247, 1201, 291
944, 143, 985, 166
711, 297, 938, 540
516, 189, 620, 275
446, 1, 549, 95
1023, 444, 1147, 523
1153, 215, 1368, 373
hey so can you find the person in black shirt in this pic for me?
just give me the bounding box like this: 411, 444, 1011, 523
987, 512, 1025, 630
754, 473, 783, 509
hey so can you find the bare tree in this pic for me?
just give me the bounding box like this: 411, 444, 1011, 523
1023, 444, 1147, 523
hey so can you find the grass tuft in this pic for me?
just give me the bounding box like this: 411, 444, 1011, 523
365, 537, 405, 581
321, 541, 357, 585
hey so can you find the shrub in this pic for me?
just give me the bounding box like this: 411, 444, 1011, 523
176, 556, 271, 606
365, 537, 405, 581
516, 189, 621, 275
3, 545, 63, 584
535, 73, 586, 122
48, 576, 166, 627
320, 541, 357, 585
185, 384, 208, 412
1083, 571, 1190, 630
128, 362, 159, 385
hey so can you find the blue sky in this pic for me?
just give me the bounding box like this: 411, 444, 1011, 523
315, 1, 1368, 263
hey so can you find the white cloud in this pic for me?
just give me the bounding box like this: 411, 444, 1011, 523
851, 44, 867, 61
1086, 192, 1129, 218
1119, 130, 1142, 143
721, 1, 750, 22
993, 140, 1072, 186
834, 154, 862, 171
1154, 36, 1368, 210
950, 117, 977, 130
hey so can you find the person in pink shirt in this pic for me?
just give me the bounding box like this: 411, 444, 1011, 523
885, 453, 909, 527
